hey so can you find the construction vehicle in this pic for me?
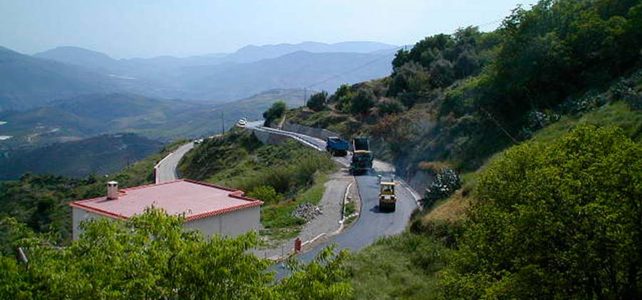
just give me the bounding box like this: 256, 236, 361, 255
325, 137, 349, 156
350, 137, 373, 175
378, 176, 397, 212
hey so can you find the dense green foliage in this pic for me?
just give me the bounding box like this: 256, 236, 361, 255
306, 91, 328, 112
0, 209, 352, 299
263, 101, 287, 126
441, 125, 642, 298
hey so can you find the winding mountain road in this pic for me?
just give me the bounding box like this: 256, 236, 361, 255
245, 122, 420, 276
154, 142, 194, 184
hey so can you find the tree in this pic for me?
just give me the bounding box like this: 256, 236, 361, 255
349, 88, 375, 115
0, 209, 353, 299
306, 91, 328, 112
263, 101, 287, 126
441, 125, 642, 298
376, 98, 405, 116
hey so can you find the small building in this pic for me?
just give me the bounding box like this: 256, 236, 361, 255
69, 179, 262, 240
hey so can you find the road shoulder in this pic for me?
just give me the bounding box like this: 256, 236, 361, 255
255, 170, 359, 260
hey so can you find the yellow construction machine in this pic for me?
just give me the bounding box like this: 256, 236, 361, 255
378, 177, 396, 212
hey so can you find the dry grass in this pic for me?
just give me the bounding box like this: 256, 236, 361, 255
422, 190, 470, 224
418, 161, 452, 172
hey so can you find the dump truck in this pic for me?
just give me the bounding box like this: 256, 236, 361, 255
350, 137, 373, 175
325, 136, 349, 156
378, 177, 397, 212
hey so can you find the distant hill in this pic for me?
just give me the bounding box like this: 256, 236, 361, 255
31, 42, 397, 103
0, 93, 207, 149
0, 47, 119, 111
0, 133, 163, 179
0, 90, 306, 150
33, 46, 118, 72
171, 51, 394, 100
223, 41, 398, 63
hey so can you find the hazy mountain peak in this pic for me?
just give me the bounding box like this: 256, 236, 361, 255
227, 41, 397, 63
34, 46, 117, 70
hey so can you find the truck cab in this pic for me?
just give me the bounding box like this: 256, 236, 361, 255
325, 136, 349, 156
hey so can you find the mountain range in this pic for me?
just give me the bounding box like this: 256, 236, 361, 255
0, 89, 307, 149
0, 40, 396, 178
0, 41, 397, 108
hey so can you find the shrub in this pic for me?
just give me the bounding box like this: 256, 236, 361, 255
441, 125, 642, 299
306, 91, 328, 112
376, 98, 405, 116
423, 169, 461, 208
262, 101, 287, 126
349, 88, 375, 115
247, 185, 281, 204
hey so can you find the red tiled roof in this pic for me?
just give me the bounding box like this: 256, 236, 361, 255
69, 179, 262, 221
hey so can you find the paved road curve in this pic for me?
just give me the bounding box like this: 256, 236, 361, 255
245, 122, 419, 277
155, 142, 194, 183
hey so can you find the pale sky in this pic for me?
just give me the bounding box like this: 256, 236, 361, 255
0, 0, 539, 58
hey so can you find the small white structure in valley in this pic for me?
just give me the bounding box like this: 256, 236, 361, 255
69, 179, 263, 240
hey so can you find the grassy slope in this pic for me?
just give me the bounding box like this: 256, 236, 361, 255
347, 233, 448, 300
178, 130, 336, 240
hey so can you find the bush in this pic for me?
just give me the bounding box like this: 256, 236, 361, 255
247, 185, 281, 204
349, 88, 375, 115
441, 125, 642, 299
263, 101, 287, 126
423, 169, 461, 208
376, 98, 405, 116
306, 91, 328, 112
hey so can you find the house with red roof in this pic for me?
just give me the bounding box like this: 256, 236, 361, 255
69, 179, 263, 240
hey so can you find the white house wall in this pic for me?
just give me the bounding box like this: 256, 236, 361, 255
184, 206, 261, 238
72, 206, 261, 240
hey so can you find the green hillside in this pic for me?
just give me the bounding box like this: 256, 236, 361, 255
0, 89, 307, 150
0, 0, 641, 298
285, 0, 642, 298
0, 90, 307, 180
179, 130, 336, 240
0, 133, 163, 180
0, 47, 118, 111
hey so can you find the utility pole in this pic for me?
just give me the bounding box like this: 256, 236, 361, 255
221, 111, 225, 133
303, 87, 307, 107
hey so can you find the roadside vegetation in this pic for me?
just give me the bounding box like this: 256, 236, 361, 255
287, 0, 642, 298
178, 129, 337, 240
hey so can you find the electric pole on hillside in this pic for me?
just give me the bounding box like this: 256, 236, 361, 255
303, 87, 307, 107
221, 111, 225, 133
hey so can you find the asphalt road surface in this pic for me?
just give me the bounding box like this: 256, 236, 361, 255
245, 122, 418, 278
155, 142, 194, 183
